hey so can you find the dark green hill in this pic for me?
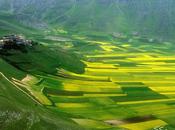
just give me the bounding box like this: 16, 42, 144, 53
1, 44, 85, 75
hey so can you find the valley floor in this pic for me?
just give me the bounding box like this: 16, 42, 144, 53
11, 36, 175, 130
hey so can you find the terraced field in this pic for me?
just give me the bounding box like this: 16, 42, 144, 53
11, 36, 175, 130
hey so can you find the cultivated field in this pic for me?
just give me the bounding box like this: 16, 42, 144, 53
10, 35, 175, 130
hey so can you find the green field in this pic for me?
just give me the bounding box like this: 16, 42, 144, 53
1, 28, 175, 129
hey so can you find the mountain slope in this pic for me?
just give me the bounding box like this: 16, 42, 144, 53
0, 11, 39, 38
1, 0, 175, 40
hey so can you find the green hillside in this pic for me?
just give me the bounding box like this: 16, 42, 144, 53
1, 44, 85, 74
0, 71, 85, 130
0, 10, 86, 129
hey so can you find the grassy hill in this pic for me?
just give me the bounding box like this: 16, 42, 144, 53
0, 71, 85, 130
1, 44, 86, 75
0, 10, 86, 75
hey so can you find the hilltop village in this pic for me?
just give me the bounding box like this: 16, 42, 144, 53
0, 35, 37, 53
